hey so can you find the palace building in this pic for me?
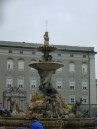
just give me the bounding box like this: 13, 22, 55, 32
0, 40, 96, 111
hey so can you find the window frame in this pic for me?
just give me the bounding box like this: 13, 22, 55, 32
56, 79, 62, 89
7, 59, 13, 70
17, 78, 24, 89
82, 79, 88, 91
69, 79, 75, 91
6, 77, 13, 88
18, 60, 24, 71
69, 95, 75, 104
30, 78, 37, 90
82, 95, 88, 104
82, 63, 87, 74
69, 62, 75, 73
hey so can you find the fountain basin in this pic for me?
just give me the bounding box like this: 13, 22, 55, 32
0, 117, 95, 129
37, 45, 57, 53
29, 62, 64, 70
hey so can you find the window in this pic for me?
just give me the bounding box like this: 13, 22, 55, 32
7, 59, 13, 70
82, 80, 88, 90
9, 50, 12, 53
56, 68, 62, 72
18, 78, 24, 88
69, 62, 75, 72
58, 53, 61, 56
56, 79, 62, 89
83, 55, 86, 58
30, 79, 36, 89
69, 79, 75, 90
6, 78, 13, 88
70, 95, 75, 103
32, 51, 35, 55
82, 63, 87, 74
70, 54, 74, 57
82, 95, 88, 104
20, 51, 23, 54
18, 60, 24, 71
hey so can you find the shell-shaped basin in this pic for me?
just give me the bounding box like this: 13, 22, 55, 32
29, 62, 64, 70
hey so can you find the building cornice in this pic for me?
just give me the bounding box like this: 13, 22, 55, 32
0, 41, 96, 54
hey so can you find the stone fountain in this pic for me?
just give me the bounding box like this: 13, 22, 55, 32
27, 32, 86, 119
27, 31, 68, 118
0, 32, 95, 129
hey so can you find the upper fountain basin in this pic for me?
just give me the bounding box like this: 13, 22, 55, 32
37, 45, 57, 53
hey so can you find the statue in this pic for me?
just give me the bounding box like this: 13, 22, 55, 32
44, 32, 49, 46
38, 69, 57, 95
42, 52, 52, 61
8, 97, 20, 112
72, 98, 83, 115
8, 97, 14, 112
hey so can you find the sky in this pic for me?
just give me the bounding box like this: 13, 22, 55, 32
0, 0, 97, 77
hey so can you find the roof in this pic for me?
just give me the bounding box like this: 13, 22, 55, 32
0, 41, 96, 54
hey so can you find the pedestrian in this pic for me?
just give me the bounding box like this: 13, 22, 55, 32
30, 117, 44, 129
94, 115, 97, 129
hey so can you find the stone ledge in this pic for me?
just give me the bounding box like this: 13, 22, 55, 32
0, 118, 95, 129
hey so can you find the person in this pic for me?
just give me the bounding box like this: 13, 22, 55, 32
30, 117, 44, 129
95, 115, 97, 129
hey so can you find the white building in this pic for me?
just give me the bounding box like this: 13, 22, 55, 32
0, 41, 96, 113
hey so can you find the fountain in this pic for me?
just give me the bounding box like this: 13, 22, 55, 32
27, 32, 87, 119
0, 32, 95, 129
27, 31, 67, 118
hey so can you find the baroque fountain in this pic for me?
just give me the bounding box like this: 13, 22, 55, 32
0, 32, 95, 129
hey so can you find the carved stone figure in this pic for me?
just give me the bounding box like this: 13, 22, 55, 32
8, 97, 20, 112
72, 98, 83, 115
43, 52, 52, 61
44, 32, 49, 41
44, 32, 49, 46
7, 97, 14, 112
38, 70, 57, 95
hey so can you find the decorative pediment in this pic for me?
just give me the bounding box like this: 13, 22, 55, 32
4, 86, 26, 95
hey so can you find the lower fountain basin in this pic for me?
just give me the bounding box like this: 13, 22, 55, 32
29, 62, 64, 70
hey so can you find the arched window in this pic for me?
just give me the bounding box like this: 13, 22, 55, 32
7, 59, 13, 70
69, 62, 75, 72
82, 63, 87, 74
18, 60, 24, 71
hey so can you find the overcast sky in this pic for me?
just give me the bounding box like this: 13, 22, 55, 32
0, 0, 97, 77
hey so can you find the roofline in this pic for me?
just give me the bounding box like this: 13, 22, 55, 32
0, 45, 35, 49
0, 41, 96, 54
58, 49, 97, 54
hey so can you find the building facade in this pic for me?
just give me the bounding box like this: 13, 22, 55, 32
0, 41, 96, 111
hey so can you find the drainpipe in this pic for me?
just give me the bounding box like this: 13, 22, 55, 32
88, 53, 91, 117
